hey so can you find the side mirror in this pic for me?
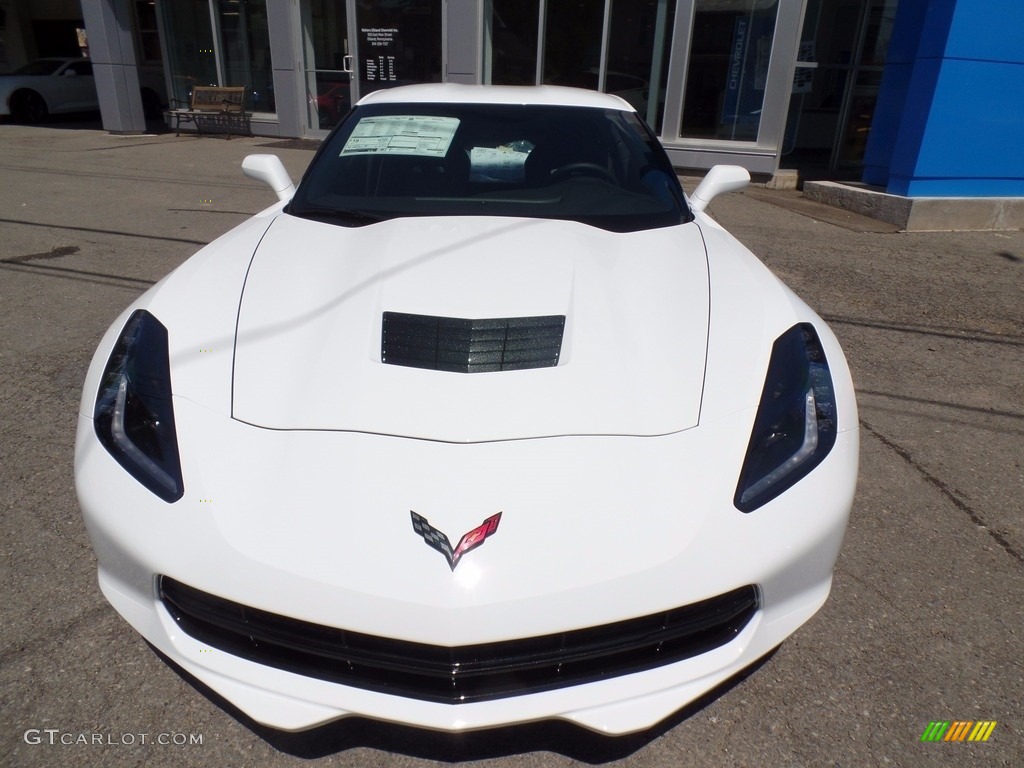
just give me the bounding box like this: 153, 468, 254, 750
64, 69, 78, 78
242, 154, 295, 202
689, 165, 750, 212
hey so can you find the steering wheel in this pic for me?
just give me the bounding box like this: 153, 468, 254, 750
550, 162, 617, 183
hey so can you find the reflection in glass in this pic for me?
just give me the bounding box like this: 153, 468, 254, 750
303, 0, 350, 130
541, 0, 604, 88
218, 0, 275, 113
782, 0, 898, 169
838, 69, 883, 166
606, 0, 676, 132
485, 0, 540, 85
134, 0, 162, 64
860, 0, 898, 67
159, 0, 217, 108
681, 0, 779, 141
160, 0, 275, 115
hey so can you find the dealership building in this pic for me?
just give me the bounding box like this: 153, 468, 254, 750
3, 0, 1022, 210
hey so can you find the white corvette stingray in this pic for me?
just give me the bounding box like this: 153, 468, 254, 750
75, 84, 858, 735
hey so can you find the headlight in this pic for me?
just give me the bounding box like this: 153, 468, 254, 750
93, 310, 184, 502
734, 323, 837, 512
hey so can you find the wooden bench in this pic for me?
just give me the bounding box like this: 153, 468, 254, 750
167, 86, 250, 139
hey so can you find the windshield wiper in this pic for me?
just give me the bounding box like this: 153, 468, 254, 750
287, 205, 385, 225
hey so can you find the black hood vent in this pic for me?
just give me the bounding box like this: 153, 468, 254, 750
382, 312, 565, 373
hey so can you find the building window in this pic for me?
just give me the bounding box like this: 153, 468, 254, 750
485, 0, 675, 134
541, 0, 605, 89
134, 1, 162, 64
160, 0, 275, 114
218, 0, 274, 113
485, 0, 539, 85
681, 0, 780, 141
605, 0, 676, 133
160, 0, 217, 106
782, 0, 898, 170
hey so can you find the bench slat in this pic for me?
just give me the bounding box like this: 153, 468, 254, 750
167, 86, 250, 139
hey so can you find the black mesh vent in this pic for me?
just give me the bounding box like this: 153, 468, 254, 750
159, 577, 759, 704
381, 312, 565, 373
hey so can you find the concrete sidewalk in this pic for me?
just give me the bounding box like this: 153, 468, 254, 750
2, 123, 1022, 768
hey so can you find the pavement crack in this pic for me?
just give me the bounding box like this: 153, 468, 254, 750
839, 566, 898, 608
860, 418, 1023, 565
0, 216, 209, 246
0, 603, 111, 666
0, 260, 155, 289
824, 314, 1024, 348
165, 208, 255, 216
1, 244, 80, 264
858, 389, 1024, 424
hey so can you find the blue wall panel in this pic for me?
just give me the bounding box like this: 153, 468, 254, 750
887, 58, 1024, 196
862, 0, 930, 187
863, 0, 1024, 197
944, 0, 1024, 64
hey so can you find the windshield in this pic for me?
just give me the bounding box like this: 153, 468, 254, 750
12, 59, 67, 76
289, 102, 691, 233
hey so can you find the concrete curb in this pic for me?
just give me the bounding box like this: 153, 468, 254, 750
804, 180, 1024, 232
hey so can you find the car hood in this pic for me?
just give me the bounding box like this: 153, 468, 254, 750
232, 214, 709, 441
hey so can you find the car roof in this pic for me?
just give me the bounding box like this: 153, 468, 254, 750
356, 83, 635, 112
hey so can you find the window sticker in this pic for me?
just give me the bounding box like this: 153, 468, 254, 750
469, 144, 532, 183
341, 115, 460, 157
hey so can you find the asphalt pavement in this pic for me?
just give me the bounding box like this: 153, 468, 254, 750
1, 120, 1021, 768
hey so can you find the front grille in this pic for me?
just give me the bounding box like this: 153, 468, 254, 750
159, 577, 758, 704
381, 312, 565, 373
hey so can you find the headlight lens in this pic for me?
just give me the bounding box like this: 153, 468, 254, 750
734, 323, 837, 512
94, 310, 184, 502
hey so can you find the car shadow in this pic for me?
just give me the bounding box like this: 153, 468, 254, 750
2, 109, 100, 129
147, 641, 777, 762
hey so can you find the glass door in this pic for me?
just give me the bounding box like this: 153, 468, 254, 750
301, 0, 355, 133
354, 0, 442, 97
301, 0, 442, 136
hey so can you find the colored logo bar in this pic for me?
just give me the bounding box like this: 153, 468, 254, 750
920, 721, 997, 742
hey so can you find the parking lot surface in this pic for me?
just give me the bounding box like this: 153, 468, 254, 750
1, 122, 1021, 768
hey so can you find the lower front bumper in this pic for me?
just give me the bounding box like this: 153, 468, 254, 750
77, 404, 857, 734
159, 575, 760, 705
98, 566, 830, 734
